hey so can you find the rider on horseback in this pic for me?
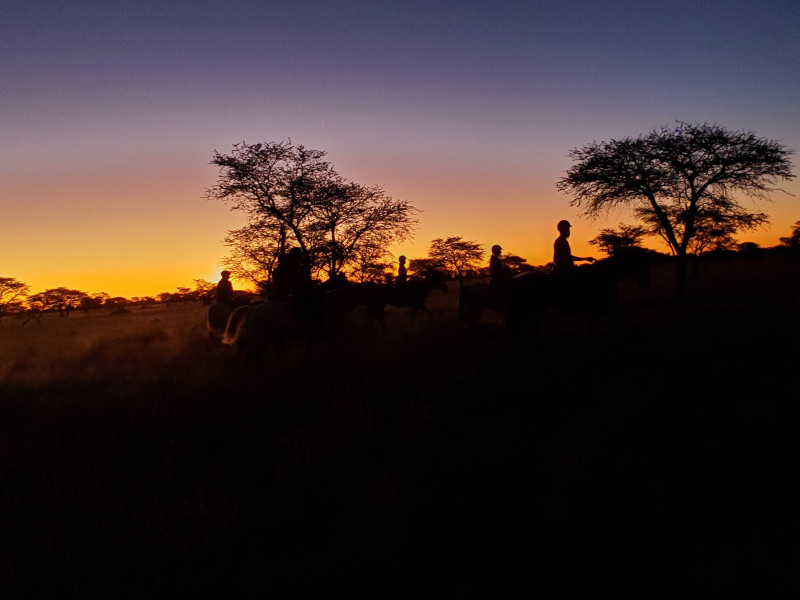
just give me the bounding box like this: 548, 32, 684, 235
489, 244, 512, 285
215, 270, 236, 308
553, 220, 595, 273
396, 255, 407, 286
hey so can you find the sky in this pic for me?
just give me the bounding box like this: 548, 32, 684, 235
1, 0, 798, 297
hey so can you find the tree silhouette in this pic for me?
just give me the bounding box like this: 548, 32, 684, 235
427, 236, 485, 286
347, 242, 394, 283
557, 122, 795, 298
779, 220, 800, 249
23, 288, 87, 319
478, 251, 533, 277
0, 277, 30, 319
221, 220, 282, 288
192, 279, 217, 303
207, 140, 418, 281
589, 223, 647, 256
408, 257, 448, 279
80, 292, 110, 313
41, 288, 89, 317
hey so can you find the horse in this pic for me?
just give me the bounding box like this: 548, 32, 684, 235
505, 247, 653, 338
206, 294, 257, 341
458, 281, 510, 332
362, 275, 449, 323
220, 283, 365, 358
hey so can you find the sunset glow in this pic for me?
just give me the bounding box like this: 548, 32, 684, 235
2, 1, 798, 298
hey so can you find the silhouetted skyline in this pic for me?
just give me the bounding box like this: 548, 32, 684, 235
2, 0, 798, 296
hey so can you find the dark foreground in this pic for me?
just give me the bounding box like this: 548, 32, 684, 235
1, 260, 799, 597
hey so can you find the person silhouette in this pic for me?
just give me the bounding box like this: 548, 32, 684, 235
215, 270, 235, 307
396, 255, 408, 286
489, 244, 511, 285
284, 247, 313, 293
553, 220, 595, 273
272, 247, 327, 336
272, 247, 313, 301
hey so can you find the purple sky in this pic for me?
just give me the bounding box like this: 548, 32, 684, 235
2, 0, 798, 296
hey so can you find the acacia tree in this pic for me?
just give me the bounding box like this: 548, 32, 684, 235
557, 122, 795, 298
206, 141, 418, 281
25, 288, 88, 318
80, 292, 110, 313
408, 257, 448, 278
347, 242, 394, 283
0, 277, 30, 319
427, 236, 485, 286
192, 279, 217, 303
43, 288, 89, 317
220, 220, 282, 288
589, 223, 648, 256
500, 252, 534, 274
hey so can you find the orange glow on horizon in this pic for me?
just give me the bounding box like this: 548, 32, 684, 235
3, 152, 797, 299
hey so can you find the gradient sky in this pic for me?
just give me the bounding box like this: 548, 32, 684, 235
2, 0, 798, 297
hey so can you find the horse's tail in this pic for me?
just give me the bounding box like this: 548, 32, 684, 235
207, 303, 231, 336
221, 305, 249, 346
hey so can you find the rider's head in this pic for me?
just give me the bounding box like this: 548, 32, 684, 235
491, 244, 502, 255
557, 220, 572, 235
220, 270, 231, 279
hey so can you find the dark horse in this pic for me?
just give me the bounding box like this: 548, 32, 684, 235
505, 247, 653, 338
221, 282, 366, 358
363, 275, 449, 323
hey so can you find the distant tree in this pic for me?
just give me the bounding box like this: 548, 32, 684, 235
220, 220, 282, 288
779, 220, 800, 249
0, 277, 30, 320
427, 236, 485, 286
589, 223, 647, 256
736, 241, 761, 255
476, 251, 533, 277
347, 242, 394, 283
23, 293, 50, 325
704, 232, 738, 253
36, 287, 89, 317
80, 292, 110, 313
192, 279, 216, 303
206, 140, 418, 281
173, 287, 193, 302
408, 257, 448, 279
102, 297, 128, 313
501, 252, 534, 275
135, 296, 156, 308
557, 122, 795, 298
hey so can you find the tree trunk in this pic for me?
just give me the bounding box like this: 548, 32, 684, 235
675, 252, 688, 301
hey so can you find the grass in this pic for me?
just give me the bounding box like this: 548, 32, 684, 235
0, 254, 799, 596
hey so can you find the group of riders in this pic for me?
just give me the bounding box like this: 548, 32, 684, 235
489, 219, 595, 286
214, 219, 595, 312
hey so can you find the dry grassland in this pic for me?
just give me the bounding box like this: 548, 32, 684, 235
0, 254, 798, 596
